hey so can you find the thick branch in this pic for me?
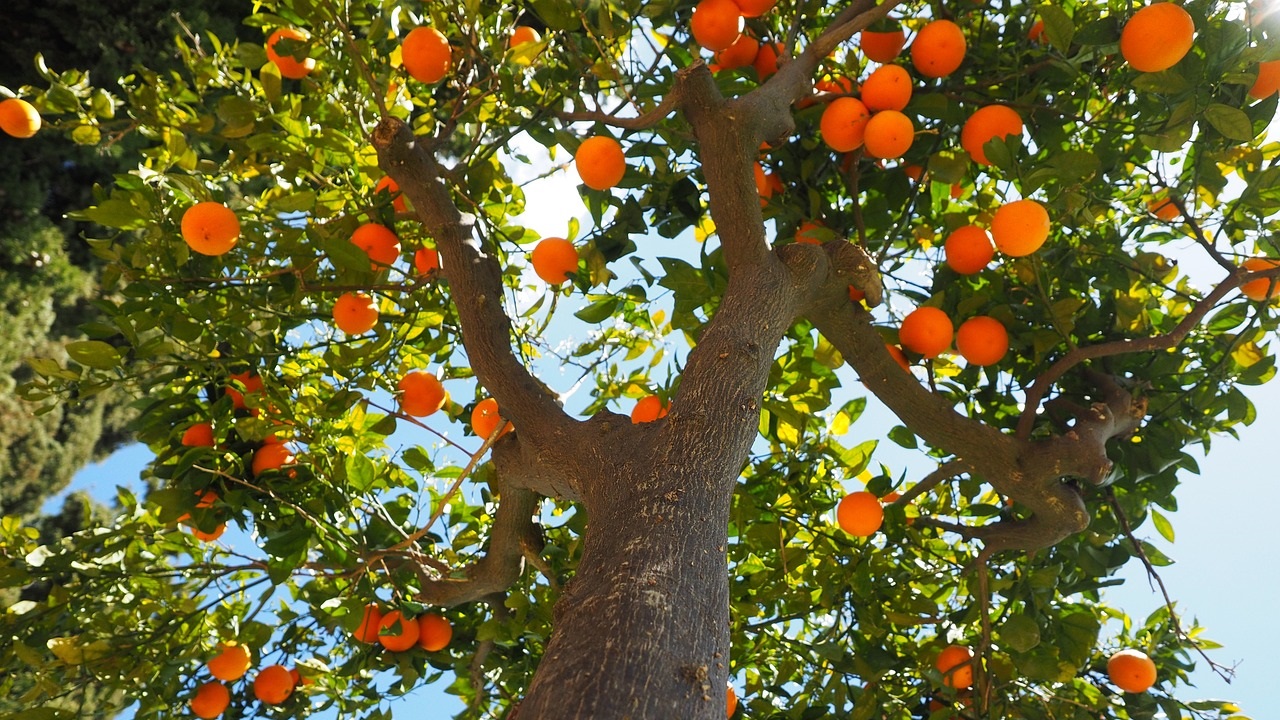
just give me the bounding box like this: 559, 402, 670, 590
371, 117, 570, 442
557, 90, 684, 130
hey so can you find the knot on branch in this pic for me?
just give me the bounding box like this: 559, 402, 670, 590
827, 241, 883, 307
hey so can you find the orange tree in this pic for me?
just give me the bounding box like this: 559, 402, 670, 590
2, 0, 1278, 718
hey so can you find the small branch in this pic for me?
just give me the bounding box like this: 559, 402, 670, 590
892, 460, 970, 508
557, 91, 684, 130
1105, 490, 1235, 683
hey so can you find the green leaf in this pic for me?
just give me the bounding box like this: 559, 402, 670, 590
1203, 103, 1256, 141
574, 296, 622, 323
1038, 5, 1075, 52
999, 613, 1042, 653
65, 340, 121, 369
887, 425, 917, 449
345, 453, 377, 493
1150, 508, 1175, 543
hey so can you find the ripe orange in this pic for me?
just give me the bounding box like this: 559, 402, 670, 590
911, 20, 967, 78
531, 237, 579, 284
991, 199, 1051, 256
417, 613, 453, 651
1028, 19, 1046, 42
1240, 257, 1280, 301
795, 220, 825, 245
836, 491, 883, 536
176, 488, 220, 525
472, 397, 511, 439
1107, 648, 1157, 693
864, 110, 914, 159
860, 27, 906, 63
714, 34, 760, 70
899, 306, 954, 358
944, 225, 994, 275
631, 394, 669, 423
753, 162, 781, 204
191, 523, 226, 542
960, 105, 1023, 166
575, 136, 627, 191
886, 344, 911, 371
252, 442, 296, 477
849, 285, 865, 302
266, 28, 315, 79
691, 0, 743, 52
354, 603, 384, 643
190, 681, 231, 719
181, 202, 241, 256
956, 316, 1009, 366
226, 371, 262, 410
399, 370, 447, 417
208, 643, 251, 682
1250, 60, 1280, 99
1120, 3, 1195, 73
403, 27, 452, 84
860, 64, 912, 112
732, 0, 775, 17
182, 422, 216, 448
726, 684, 738, 716
374, 176, 407, 213
936, 644, 975, 689
510, 25, 541, 48
332, 291, 379, 335
254, 664, 296, 705
414, 247, 441, 274
1147, 194, 1180, 221
820, 97, 871, 152
753, 42, 783, 80
378, 610, 422, 652
0, 98, 41, 138
351, 223, 401, 269
814, 75, 855, 96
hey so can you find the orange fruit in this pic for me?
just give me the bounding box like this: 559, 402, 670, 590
351, 223, 401, 269
531, 237, 579, 285
753, 42, 783, 80
886, 344, 911, 371
510, 25, 541, 48
836, 491, 883, 536
575, 136, 627, 191
226, 371, 262, 410
181, 202, 241, 256
900, 306, 953, 358
1120, 3, 1195, 73
732, 0, 775, 17
820, 97, 871, 152
1250, 60, 1280, 99
726, 684, 738, 716
1028, 19, 1046, 42
860, 64, 912, 112
190, 681, 231, 719
714, 34, 759, 70
374, 176, 407, 213
472, 397, 511, 439
417, 613, 453, 651
354, 603, 384, 643
414, 247, 441, 274
266, 28, 315, 79
795, 220, 825, 245
378, 610, 422, 652
944, 225, 994, 275
182, 422, 216, 448
332, 291, 379, 335
753, 162, 778, 203
1241, 257, 1280, 301
1147, 194, 1180, 221
252, 443, 296, 477
936, 645, 975, 689
814, 75, 855, 96
849, 285, 866, 302
191, 523, 226, 542
0, 98, 41, 138
691, 0, 742, 52
861, 27, 906, 63
956, 316, 1009, 366
1107, 648, 1157, 693
864, 110, 914, 159
991, 199, 1051, 256
911, 20, 966, 78
399, 370, 447, 417
631, 395, 669, 423
254, 664, 296, 705
208, 643, 252, 682
961, 105, 1023, 166
403, 27, 452, 84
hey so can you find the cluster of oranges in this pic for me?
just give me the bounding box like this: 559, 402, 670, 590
354, 603, 453, 653
188, 642, 309, 718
